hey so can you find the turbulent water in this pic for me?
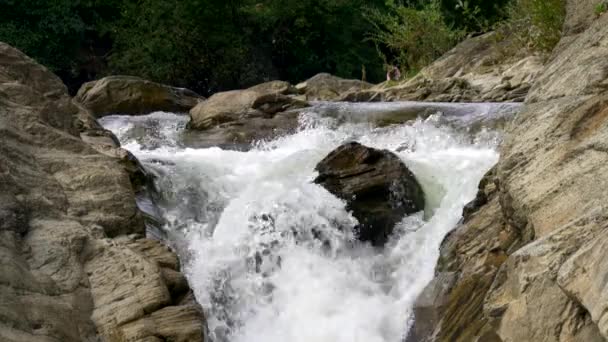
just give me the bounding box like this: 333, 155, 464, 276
100, 102, 514, 342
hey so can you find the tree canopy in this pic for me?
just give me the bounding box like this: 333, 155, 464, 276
0, 0, 537, 95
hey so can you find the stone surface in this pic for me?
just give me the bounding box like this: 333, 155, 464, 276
296, 73, 372, 101
75, 75, 203, 117
85, 236, 206, 341
411, 6, 608, 342
526, 14, 608, 102
183, 109, 300, 149
0, 42, 206, 342
251, 92, 309, 115
248, 80, 295, 95
188, 80, 308, 133
342, 33, 544, 103
189, 89, 262, 129
188, 80, 309, 146
314, 142, 424, 245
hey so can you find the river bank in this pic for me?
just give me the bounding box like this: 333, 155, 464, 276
2, 0, 608, 340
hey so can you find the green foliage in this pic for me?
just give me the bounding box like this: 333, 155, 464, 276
595, 2, 608, 16
0, 0, 85, 73
0, 0, 388, 93
495, 0, 566, 53
108, 0, 252, 93
244, 0, 386, 84
441, 0, 509, 32
105, 0, 387, 93
0, 0, 558, 94
0, 0, 124, 91
366, 0, 464, 76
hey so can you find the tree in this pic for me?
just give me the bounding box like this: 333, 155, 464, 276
366, 0, 463, 76
245, 0, 386, 83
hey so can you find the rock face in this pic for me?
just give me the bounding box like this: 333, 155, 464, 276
342, 33, 544, 103
75, 75, 203, 117
411, 4, 608, 342
189, 89, 262, 129
296, 73, 373, 101
188, 80, 309, 146
189, 80, 307, 129
314, 142, 424, 245
0, 42, 206, 341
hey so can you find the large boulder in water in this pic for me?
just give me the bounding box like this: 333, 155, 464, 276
314, 142, 425, 245
189, 89, 262, 129
296, 73, 373, 101
75, 75, 203, 117
187, 80, 309, 147
189, 80, 308, 130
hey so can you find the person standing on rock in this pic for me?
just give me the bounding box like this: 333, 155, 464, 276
386, 65, 401, 81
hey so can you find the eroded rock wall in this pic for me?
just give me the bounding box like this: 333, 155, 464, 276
413, 3, 608, 342
0, 42, 206, 342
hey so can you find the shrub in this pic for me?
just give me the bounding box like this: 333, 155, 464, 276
495, 0, 566, 53
443, 0, 510, 32
595, 2, 608, 16
366, 0, 464, 77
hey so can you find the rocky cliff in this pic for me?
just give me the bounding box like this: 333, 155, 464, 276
412, 2, 608, 341
341, 32, 545, 103
0, 42, 206, 341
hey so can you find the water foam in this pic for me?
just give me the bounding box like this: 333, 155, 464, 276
101, 107, 500, 342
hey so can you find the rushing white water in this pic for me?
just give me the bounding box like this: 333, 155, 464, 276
100, 104, 505, 342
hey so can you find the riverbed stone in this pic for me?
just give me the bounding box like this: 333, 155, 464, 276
314, 142, 424, 245
75, 75, 203, 117
188, 80, 309, 132
296, 73, 373, 101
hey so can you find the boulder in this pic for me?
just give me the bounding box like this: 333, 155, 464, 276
296, 73, 373, 101
252, 93, 309, 115
182, 110, 300, 149
314, 142, 424, 245
188, 80, 309, 146
189, 80, 308, 131
248, 80, 296, 94
0, 42, 206, 342
85, 236, 206, 342
189, 89, 262, 130
75, 75, 203, 117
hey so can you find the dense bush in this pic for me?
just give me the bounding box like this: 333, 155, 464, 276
0, 0, 121, 89
0, 0, 563, 94
107, 0, 388, 94
441, 0, 510, 32
366, 1, 463, 76
245, 0, 387, 85
495, 0, 566, 53
108, 0, 253, 94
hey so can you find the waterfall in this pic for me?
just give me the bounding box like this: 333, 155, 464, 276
100, 102, 511, 342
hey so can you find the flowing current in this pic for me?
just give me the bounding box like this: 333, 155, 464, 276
100, 102, 514, 342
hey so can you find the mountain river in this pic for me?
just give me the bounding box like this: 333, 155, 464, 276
100, 101, 519, 342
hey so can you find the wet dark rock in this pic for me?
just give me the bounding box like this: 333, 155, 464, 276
252, 93, 309, 115
461, 166, 498, 222
314, 142, 425, 245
